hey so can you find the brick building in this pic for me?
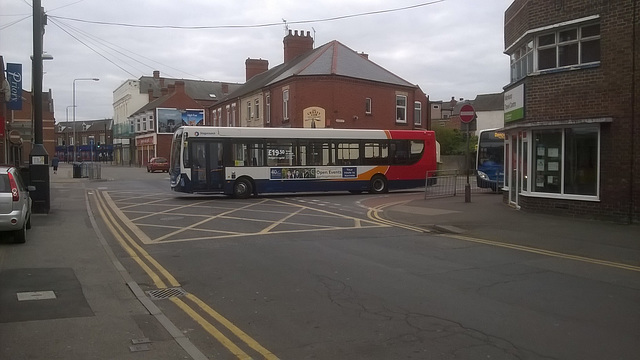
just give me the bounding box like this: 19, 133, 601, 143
130, 81, 203, 166
210, 30, 429, 131
502, 0, 639, 222
113, 71, 240, 166
54, 119, 113, 162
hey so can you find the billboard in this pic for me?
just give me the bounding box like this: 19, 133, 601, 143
6, 63, 22, 110
156, 108, 204, 134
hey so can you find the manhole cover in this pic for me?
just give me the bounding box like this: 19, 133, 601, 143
146, 287, 186, 300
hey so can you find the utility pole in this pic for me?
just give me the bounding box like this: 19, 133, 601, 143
29, 0, 50, 213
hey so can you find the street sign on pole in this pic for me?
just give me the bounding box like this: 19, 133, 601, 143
460, 104, 475, 123
459, 104, 475, 203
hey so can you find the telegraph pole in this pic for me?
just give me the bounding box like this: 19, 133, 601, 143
29, 0, 50, 213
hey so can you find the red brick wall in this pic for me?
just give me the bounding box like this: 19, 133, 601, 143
267, 76, 428, 130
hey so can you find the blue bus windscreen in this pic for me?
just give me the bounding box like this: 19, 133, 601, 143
476, 130, 504, 190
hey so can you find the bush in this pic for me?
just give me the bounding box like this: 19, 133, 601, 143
434, 127, 477, 155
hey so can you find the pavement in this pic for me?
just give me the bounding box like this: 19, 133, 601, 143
0, 163, 638, 359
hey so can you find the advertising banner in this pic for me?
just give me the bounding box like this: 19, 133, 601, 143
156, 108, 183, 134
157, 108, 205, 133
6, 63, 22, 110
182, 109, 204, 126
269, 167, 358, 180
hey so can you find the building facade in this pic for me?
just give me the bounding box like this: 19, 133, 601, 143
210, 30, 430, 132
54, 119, 113, 162
503, 0, 639, 222
113, 71, 240, 166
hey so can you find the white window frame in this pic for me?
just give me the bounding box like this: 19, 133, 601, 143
396, 95, 407, 124
231, 103, 237, 126
247, 101, 252, 121
414, 101, 422, 126
365, 98, 372, 114
266, 94, 271, 124
283, 89, 289, 121
255, 99, 260, 120
509, 20, 600, 82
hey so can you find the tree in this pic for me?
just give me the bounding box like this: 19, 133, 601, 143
434, 127, 477, 155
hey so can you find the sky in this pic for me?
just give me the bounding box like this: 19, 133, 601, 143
1, 0, 514, 123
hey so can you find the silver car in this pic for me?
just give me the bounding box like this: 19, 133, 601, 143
0, 166, 34, 243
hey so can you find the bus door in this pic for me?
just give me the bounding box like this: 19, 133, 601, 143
190, 141, 224, 192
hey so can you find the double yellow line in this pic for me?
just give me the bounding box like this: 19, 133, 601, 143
92, 190, 279, 360
368, 200, 640, 273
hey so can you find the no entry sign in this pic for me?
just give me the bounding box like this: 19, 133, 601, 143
459, 104, 475, 123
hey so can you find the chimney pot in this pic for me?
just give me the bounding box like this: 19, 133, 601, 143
153, 70, 160, 79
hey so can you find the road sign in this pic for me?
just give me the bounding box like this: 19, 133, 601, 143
460, 104, 475, 123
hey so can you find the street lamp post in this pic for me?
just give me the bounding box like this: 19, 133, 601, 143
65, 105, 74, 161
72, 78, 99, 161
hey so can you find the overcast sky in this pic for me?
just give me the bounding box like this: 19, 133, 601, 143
1, 0, 513, 123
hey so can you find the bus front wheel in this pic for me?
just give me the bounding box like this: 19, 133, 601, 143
369, 175, 388, 194
233, 178, 253, 199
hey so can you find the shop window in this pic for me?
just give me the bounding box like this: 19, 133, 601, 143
534, 130, 562, 193
564, 127, 598, 196
533, 127, 598, 196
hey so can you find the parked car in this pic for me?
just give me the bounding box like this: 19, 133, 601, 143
0, 166, 34, 243
147, 157, 169, 173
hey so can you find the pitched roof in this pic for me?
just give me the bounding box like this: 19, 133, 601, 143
472, 93, 504, 111
56, 119, 113, 131
224, 40, 416, 101
138, 77, 242, 101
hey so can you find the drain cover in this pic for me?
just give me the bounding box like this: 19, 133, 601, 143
146, 287, 186, 300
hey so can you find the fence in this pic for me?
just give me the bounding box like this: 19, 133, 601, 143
424, 169, 500, 199
73, 162, 102, 180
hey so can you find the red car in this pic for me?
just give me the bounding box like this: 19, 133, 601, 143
147, 157, 169, 173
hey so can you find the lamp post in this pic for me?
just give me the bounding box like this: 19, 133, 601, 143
72, 78, 99, 161
65, 105, 74, 161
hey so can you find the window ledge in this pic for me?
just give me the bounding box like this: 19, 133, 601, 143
537, 62, 600, 75
520, 191, 600, 202
506, 62, 601, 87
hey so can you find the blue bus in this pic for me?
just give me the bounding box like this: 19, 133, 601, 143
476, 129, 504, 191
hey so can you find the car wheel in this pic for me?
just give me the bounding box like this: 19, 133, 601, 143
233, 178, 253, 199
147, 168, 151, 172
369, 175, 388, 194
14, 221, 27, 244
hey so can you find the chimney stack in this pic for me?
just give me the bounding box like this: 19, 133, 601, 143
153, 70, 160, 79
283, 30, 314, 63
174, 80, 186, 93
245, 58, 269, 81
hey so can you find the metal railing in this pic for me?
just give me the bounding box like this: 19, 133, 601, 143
74, 162, 102, 179
424, 169, 501, 199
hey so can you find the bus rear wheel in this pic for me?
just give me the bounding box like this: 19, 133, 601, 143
369, 175, 388, 194
233, 178, 253, 199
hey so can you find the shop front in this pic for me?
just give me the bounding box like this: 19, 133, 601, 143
502, 119, 610, 214
136, 134, 156, 167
